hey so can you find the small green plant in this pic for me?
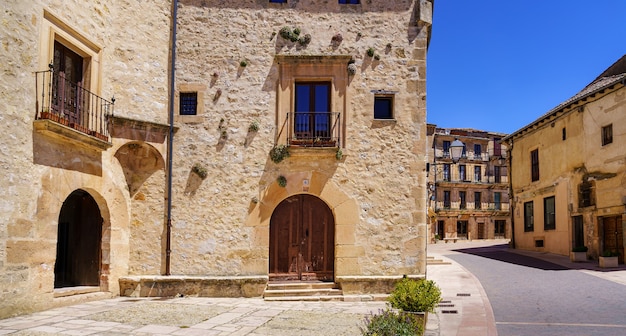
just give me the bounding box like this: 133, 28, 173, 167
240, 59, 248, 67
389, 278, 441, 313
191, 163, 208, 179
572, 246, 588, 252
602, 250, 619, 257
367, 47, 375, 57
434, 234, 441, 241
270, 145, 290, 163
298, 33, 312, 46
293, 27, 301, 36
335, 148, 343, 160
374, 54, 381, 61
360, 308, 423, 336
277, 175, 287, 188
248, 121, 260, 132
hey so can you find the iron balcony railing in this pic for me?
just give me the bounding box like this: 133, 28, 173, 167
285, 112, 341, 147
35, 66, 114, 141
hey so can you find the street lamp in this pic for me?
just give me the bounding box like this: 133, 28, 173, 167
449, 138, 465, 163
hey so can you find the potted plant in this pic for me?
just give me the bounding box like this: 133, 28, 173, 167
360, 308, 423, 336
570, 246, 588, 262
599, 250, 619, 268
388, 277, 441, 330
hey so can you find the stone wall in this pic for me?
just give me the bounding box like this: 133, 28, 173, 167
0, 0, 172, 318
153, 0, 431, 286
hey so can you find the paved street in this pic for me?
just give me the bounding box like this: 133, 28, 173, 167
431, 241, 626, 336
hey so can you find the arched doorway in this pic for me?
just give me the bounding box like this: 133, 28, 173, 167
54, 189, 103, 288
269, 194, 335, 282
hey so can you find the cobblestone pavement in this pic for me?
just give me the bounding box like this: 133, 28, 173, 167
0, 297, 392, 335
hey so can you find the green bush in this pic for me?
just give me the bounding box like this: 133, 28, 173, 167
269, 145, 290, 163
572, 246, 588, 252
602, 250, 619, 257
360, 309, 423, 336
389, 278, 441, 313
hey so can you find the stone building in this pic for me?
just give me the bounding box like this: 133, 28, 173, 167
503, 54, 626, 264
1, 0, 434, 318
426, 125, 510, 242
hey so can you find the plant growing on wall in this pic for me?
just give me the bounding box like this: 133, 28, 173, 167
336, 148, 343, 160
240, 59, 248, 67
367, 47, 375, 57
270, 145, 290, 163
298, 33, 312, 46
277, 175, 287, 188
248, 121, 260, 132
332, 33, 343, 44
191, 163, 208, 179
218, 118, 228, 140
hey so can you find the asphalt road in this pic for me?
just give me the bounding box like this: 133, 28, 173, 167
447, 243, 626, 336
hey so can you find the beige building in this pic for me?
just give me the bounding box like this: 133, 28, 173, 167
504, 55, 626, 264
426, 125, 510, 242
1, 0, 434, 318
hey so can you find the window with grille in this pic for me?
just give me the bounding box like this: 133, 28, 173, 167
579, 181, 594, 208
180, 92, 198, 115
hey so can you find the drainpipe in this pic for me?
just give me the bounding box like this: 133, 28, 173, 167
165, 0, 178, 276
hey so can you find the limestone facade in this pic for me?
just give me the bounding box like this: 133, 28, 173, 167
0, 0, 433, 318
504, 55, 626, 263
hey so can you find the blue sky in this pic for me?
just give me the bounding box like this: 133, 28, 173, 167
426, 1, 626, 135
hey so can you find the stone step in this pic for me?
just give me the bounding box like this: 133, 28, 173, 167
264, 288, 343, 298
264, 295, 346, 302
427, 259, 452, 265
266, 282, 338, 291
264, 282, 343, 300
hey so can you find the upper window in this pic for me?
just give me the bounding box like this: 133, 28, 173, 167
294, 82, 332, 142
442, 140, 451, 158
602, 124, 613, 146
494, 192, 502, 210
562, 127, 566, 141
339, 0, 360, 3
530, 149, 539, 182
179, 92, 198, 115
374, 95, 393, 119
473, 144, 482, 159
524, 201, 534, 232
459, 164, 467, 181
494, 165, 501, 183
443, 190, 451, 209
442, 163, 451, 182
269, 0, 287, 2
544, 196, 556, 230
474, 192, 481, 209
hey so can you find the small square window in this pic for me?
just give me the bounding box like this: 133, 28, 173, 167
180, 92, 198, 115
339, 0, 360, 4
602, 124, 613, 146
374, 96, 393, 119
269, 0, 287, 3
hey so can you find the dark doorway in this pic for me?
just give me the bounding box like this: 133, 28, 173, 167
572, 215, 584, 248
55, 190, 103, 288
603, 216, 624, 264
477, 223, 486, 239
269, 194, 335, 281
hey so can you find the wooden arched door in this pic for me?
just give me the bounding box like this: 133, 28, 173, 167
269, 194, 335, 281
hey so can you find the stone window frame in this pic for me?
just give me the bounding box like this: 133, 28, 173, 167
39, 10, 102, 95
524, 201, 534, 232
372, 90, 396, 120
543, 196, 556, 230
174, 83, 206, 124
275, 55, 351, 148
601, 124, 613, 146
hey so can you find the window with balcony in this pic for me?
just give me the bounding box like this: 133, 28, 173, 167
602, 124, 613, 146
474, 144, 482, 159
442, 140, 450, 158
459, 165, 467, 181
292, 82, 333, 145
35, 11, 112, 145
443, 164, 451, 182
474, 166, 481, 182
474, 192, 481, 209
443, 190, 451, 209
459, 191, 467, 209
531, 149, 539, 181
544, 196, 555, 230
524, 201, 534, 232
494, 165, 501, 183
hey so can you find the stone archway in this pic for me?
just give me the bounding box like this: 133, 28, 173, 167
269, 194, 335, 282
55, 189, 103, 288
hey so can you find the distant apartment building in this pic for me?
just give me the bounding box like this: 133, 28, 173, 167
504, 55, 626, 264
427, 125, 511, 242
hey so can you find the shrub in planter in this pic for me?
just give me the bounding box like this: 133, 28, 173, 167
389, 278, 441, 313
269, 145, 290, 163
360, 308, 423, 336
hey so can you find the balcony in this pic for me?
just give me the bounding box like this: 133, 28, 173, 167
283, 112, 341, 148
34, 68, 114, 143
